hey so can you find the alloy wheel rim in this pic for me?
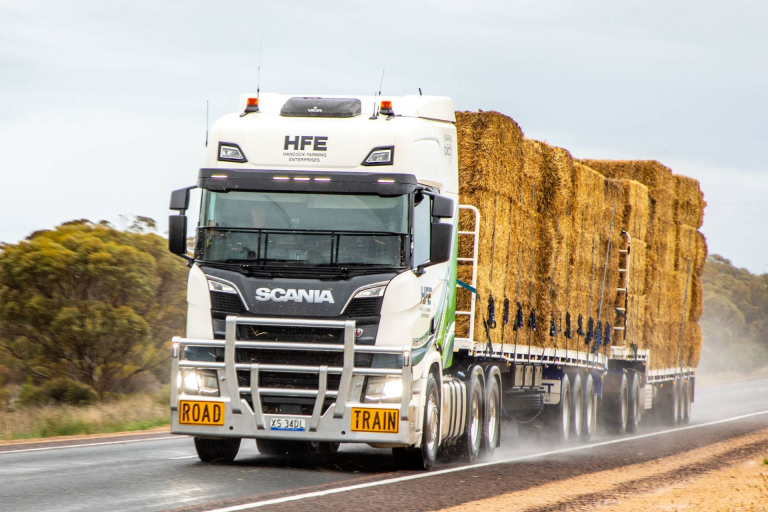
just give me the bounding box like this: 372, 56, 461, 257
470, 391, 480, 449
426, 392, 439, 455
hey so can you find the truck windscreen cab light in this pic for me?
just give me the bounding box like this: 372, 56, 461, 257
218, 143, 247, 163
362, 146, 394, 166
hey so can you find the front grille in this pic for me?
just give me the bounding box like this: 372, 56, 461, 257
256, 372, 342, 391
236, 350, 373, 368
237, 325, 343, 343
344, 297, 383, 317
210, 291, 247, 314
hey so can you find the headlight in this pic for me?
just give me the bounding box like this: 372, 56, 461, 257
353, 285, 386, 298
364, 376, 403, 403
208, 279, 237, 294
178, 369, 220, 397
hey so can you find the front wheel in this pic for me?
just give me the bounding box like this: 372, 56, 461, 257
194, 437, 241, 463
393, 370, 440, 470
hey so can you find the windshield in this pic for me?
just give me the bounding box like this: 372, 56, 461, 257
196, 190, 409, 267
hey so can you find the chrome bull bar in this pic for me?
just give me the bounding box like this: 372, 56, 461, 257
171, 315, 412, 433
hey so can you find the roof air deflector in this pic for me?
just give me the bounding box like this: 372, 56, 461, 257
280, 97, 362, 118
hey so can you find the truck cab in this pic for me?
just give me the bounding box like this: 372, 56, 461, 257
168, 94, 463, 467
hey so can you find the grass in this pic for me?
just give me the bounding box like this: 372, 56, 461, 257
0, 395, 170, 440
763, 457, 768, 465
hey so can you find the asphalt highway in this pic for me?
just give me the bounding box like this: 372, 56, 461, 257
1, 377, 766, 512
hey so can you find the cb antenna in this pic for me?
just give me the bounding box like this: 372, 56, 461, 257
378, 68, 386, 96
257, 32, 264, 103
370, 68, 386, 120
205, 99, 209, 147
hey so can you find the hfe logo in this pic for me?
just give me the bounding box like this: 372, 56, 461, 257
284, 135, 328, 151
255, 287, 335, 304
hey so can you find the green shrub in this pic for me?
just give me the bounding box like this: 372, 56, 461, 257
19, 378, 97, 407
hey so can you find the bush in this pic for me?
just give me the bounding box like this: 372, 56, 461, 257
19, 378, 97, 407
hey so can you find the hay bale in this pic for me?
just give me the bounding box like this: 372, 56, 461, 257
454, 114, 706, 370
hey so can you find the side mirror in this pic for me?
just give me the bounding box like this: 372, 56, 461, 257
170, 186, 195, 211
431, 195, 454, 218
429, 222, 453, 265
168, 215, 188, 255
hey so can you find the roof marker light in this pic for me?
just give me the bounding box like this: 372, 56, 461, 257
378, 179, 395, 184
314, 177, 331, 182
294, 177, 310, 181
363, 146, 394, 166
273, 176, 290, 181
211, 174, 227, 179
218, 143, 247, 163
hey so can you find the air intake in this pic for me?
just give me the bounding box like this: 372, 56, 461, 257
280, 97, 362, 118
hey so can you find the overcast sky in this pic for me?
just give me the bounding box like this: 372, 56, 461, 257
1, 0, 766, 273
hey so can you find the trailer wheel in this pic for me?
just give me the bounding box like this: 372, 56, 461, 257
194, 437, 241, 463
682, 378, 693, 424
570, 374, 583, 441
482, 373, 501, 457
627, 373, 641, 434
580, 374, 597, 442
605, 373, 628, 435
542, 374, 571, 444
455, 365, 484, 462
659, 379, 680, 425
393, 370, 440, 470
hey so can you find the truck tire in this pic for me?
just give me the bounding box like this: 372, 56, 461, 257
682, 378, 693, 424
570, 374, 583, 441
307, 442, 340, 455
627, 372, 641, 434
659, 379, 680, 425
454, 365, 484, 462
552, 373, 572, 444
605, 373, 628, 435
482, 372, 501, 456
194, 437, 241, 463
392, 370, 440, 470
580, 374, 597, 442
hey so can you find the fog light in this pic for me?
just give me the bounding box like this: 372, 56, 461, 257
218, 143, 247, 162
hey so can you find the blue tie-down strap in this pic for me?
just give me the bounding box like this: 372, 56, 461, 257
457, 279, 480, 302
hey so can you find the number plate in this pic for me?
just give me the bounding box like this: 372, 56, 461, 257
268, 416, 307, 431
350, 408, 399, 433
179, 400, 225, 426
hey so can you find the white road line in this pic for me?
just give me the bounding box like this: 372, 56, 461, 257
203, 410, 768, 512
0, 436, 179, 455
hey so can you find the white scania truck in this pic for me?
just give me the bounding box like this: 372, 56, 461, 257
168, 93, 695, 469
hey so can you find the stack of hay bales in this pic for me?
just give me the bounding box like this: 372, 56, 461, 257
455, 111, 706, 370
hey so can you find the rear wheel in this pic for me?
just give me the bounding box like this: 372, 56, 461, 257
194, 437, 241, 463
605, 373, 628, 435
627, 372, 641, 434
455, 366, 484, 462
580, 374, 597, 442
393, 370, 440, 470
482, 373, 501, 457
570, 374, 583, 441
